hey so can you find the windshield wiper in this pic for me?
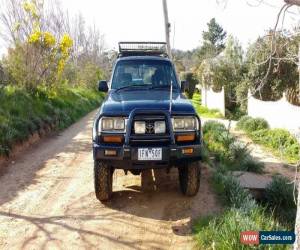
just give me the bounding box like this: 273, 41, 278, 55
115, 85, 150, 92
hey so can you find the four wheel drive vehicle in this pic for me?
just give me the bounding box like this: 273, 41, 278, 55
92, 42, 203, 201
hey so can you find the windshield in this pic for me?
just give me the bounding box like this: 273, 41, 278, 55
111, 59, 179, 89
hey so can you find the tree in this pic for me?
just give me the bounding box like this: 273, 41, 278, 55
181, 72, 198, 98
246, 31, 300, 105
203, 18, 227, 51
196, 35, 245, 114
197, 18, 227, 61
172, 49, 198, 72
0, 61, 7, 85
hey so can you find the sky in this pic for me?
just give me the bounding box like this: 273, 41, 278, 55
0, 0, 300, 55
59, 0, 299, 51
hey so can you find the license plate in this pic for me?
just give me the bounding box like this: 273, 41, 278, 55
138, 148, 162, 161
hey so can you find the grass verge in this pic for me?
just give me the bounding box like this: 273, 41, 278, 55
237, 116, 300, 164
0, 85, 104, 156
193, 121, 294, 250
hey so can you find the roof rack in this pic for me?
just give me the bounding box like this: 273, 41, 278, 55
118, 42, 168, 58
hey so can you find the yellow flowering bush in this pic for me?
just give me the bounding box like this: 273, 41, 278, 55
23, 1, 38, 18
28, 30, 41, 44
43, 32, 56, 48
57, 34, 73, 77
57, 59, 65, 76
4, 0, 106, 92
59, 34, 73, 56
26, 29, 74, 82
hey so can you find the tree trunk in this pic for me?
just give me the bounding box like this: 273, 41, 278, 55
284, 0, 300, 6
295, 179, 300, 250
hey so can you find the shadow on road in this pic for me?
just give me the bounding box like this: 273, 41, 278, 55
0, 210, 159, 250
100, 167, 219, 223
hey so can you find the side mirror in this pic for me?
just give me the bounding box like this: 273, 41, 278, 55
98, 80, 108, 92
180, 80, 187, 92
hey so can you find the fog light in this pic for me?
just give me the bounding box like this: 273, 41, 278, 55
102, 135, 123, 143
176, 133, 195, 142
134, 121, 146, 134
182, 148, 194, 154
105, 149, 117, 156
154, 121, 166, 134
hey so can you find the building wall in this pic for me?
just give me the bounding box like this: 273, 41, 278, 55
248, 91, 300, 141
201, 86, 225, 116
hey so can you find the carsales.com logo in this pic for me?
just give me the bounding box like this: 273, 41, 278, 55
240, 231, 295, 245
240, 231, 259, 245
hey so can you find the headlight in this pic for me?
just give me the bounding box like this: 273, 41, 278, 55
134, 121, 146, 134
154, 121, 166, 134
114, 118, 125, 130
172, 116, 198, 131
102, 119, 114, 130
100, 117, 125, 132
184, 117, 196, 130
173, 118, 184, 130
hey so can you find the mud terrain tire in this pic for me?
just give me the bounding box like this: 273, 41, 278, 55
94, 161, 113, 201
178, 161, 201, 196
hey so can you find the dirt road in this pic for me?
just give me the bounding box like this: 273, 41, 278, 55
0, 110, 220, 250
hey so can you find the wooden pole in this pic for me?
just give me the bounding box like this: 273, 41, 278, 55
162, 0, 172, 58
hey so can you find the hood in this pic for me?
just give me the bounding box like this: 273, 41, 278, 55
100, 89, 195, 115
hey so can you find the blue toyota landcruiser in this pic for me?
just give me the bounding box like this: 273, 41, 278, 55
93, 42, 202, 201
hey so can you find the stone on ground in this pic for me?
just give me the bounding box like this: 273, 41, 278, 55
232, 171, 273, 199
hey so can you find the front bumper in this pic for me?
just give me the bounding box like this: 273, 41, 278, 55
93, 108, 202, 169
93, 143, 202, 169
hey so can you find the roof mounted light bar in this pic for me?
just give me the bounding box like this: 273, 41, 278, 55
118, 42, 168, 58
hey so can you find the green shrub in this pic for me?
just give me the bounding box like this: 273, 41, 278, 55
225, 106, 247, 121
241, 117, 269, 133
265, 175, 297, 225
203, 123, 235, 163
265, 175, 296, 209
203, 120, 264, 173
250, 129, 269, 143
236, 115, 251, 130
251, 128, 300, 163
213, 171, 252, 208
264, 129, 298, 150
239, 156, 264, 173
203, 120, 227, 134
238, 116, 300, 164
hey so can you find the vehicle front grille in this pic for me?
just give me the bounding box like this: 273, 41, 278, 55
145, 120, 155, 134
130, 115, 170, 146
132, 115, 167, 135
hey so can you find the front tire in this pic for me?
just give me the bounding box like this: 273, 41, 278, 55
178, 161, 201, 196
94, 161, 113, 201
